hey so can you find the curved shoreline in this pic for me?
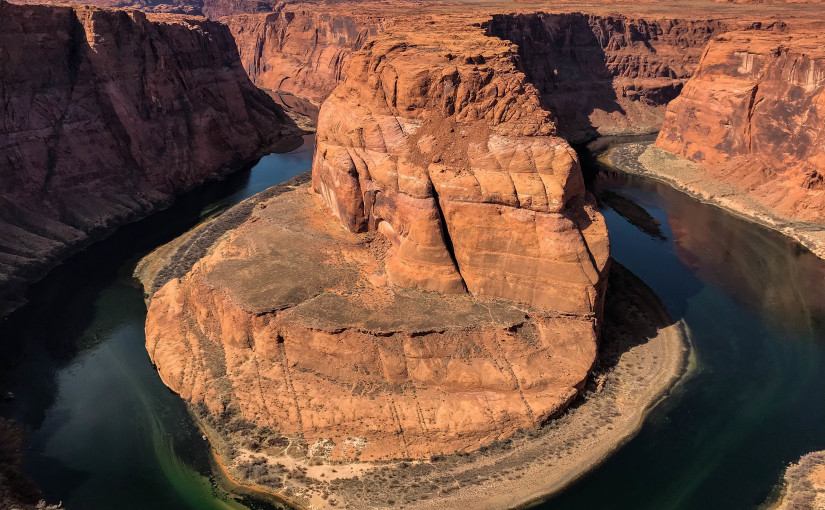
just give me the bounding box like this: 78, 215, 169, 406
183, 263, 692, 510
602, 142, 825, 260
764, 450, 825, 510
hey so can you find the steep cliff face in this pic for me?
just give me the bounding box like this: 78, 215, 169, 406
485, 13, 768, 141
313, 29, 610, 313
656, 30, 825, 222
142, 24, 609, 462
0, 1, 298, 315
222, 5, 383, 104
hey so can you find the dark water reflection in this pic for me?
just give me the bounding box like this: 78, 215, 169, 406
2, 134, 824, 510
540, 153, 825, 509
0, 136, 313, 510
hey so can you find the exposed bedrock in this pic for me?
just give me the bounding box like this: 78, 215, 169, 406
312, 30, 610, 314
142, 25, 609, 461
0, 0, 300, 315
223, 6, 781, 141
143, 187, 601, 461
222, 5, 383, 104
656, 30, 825, 223
485, 12, 783, 141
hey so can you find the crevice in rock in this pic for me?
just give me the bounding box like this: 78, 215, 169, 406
430, 184, 467, 293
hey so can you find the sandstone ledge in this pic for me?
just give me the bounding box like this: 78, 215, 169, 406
605, 142, 825, 260
142, 183, 600, 462
183, 261, 689, 510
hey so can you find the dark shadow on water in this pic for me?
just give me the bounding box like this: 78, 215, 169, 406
535, 140, 825, 510
0, 136, 313, 510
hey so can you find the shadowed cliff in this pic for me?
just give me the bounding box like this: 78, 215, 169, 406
0, 1, 302, 317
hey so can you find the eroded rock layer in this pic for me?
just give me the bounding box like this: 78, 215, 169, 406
223, 5, 383, 103
222, 3, 762, 142
0, 1, 298, 314
485, 13, 750, 140
313, 28, 610, 313
144, 187, 600, 461
143, 24, 609, 461
656, 30, 825, 223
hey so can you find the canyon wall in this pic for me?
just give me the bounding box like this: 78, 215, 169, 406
0, 0, 299, 315
142, 23, 609, 463
312, 28, 610, 313
485, 13, 774, 141
656, 30, 825, 223
6, 0, 279, 17
221, 4, 384, 103
223, 7, 773, 142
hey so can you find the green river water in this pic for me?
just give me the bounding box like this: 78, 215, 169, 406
1, 137, 823, 509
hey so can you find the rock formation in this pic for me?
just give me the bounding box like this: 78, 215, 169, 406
485, 13, 746, 141
771, 450, 825, 510
222, 5, 384, 104
0, 0, 299, 315
656, 30, 825, 223
312, 28, 610, 312
223, 5, 752, 141
141, 22, 609, 462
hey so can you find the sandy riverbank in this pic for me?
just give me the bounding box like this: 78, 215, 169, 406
188, 262, 691, 510
604, 142, 825, 260
767, 450, 825, 510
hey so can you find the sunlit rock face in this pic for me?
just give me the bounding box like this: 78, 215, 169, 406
485, 13, 748, 141
312, 29, 610, 314
223, 6, 382, 104
142, 22, 610, 462
657, 30, 825, 222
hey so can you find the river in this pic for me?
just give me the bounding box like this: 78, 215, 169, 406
1, 136, 824, 509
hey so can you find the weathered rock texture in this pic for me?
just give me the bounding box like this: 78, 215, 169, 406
656, 30, 825, 223
144, 187, 601, 461
0, 0, 298, 315
222, 5, 383, 104
486, 13, 791, 141
142, 24, 609, 462
8, 0, 278, 17
771, 450, 825, 510
313, 29, 610, 312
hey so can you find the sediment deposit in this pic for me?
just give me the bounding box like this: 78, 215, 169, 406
0, 0, 299, 315
771, 451, 825, 510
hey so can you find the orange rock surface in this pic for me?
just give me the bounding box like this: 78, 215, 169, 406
145, 187, 601, 461
142, 20, 610, 461
222, 6, 384, 103
223, 3, 755, 141
312, 26, 610, 312
656, 30, 825, 223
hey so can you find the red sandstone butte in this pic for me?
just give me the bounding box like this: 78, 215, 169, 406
142, 22, 609, 462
